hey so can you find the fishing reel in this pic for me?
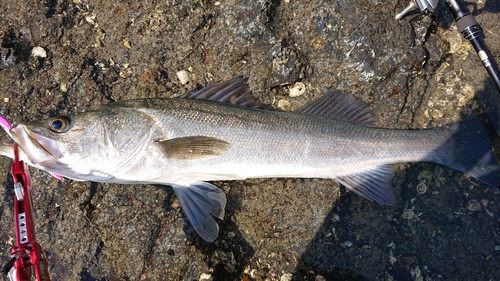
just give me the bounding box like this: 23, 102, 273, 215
395, 0, 438, 20
395, 0, 500, 93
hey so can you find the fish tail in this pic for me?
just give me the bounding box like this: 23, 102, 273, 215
435, 115, 500, 188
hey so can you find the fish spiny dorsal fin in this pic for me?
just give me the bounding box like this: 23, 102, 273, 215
296, 90, 378, 127
181, 76, 267, 109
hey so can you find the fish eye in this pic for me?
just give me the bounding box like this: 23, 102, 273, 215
48, 116, 72, 133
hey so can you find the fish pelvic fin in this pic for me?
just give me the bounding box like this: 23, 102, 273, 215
337, 165, 396, 206
435, 116, 500, 188
172, 182, 226, 242
296, 90, 378, 127
157, 136, 230, 160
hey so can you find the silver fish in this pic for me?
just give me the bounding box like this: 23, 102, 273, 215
2, 77, 499, 241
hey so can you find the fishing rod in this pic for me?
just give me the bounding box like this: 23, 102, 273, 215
396, 0, 500, 94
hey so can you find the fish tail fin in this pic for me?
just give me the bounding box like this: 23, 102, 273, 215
436, 115, 500, 188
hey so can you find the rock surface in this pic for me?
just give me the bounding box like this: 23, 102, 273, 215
1, 0, 499, 280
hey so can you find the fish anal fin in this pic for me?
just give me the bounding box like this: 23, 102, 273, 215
337, 165, 395, 206
157, 136, 230, 160
296, 90, 378, 127
172, 182, 227, 242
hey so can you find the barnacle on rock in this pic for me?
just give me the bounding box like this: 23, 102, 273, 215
416, 182, 427, 195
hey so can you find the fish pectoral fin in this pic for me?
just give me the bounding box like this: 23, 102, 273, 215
172, 182, 227, 242
157, 136, 230, 160
336, 165, 395, 206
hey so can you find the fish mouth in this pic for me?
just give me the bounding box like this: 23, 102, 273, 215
10, 124, 62, 164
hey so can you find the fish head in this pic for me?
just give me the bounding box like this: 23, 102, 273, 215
10, 112, 110, 178
9, 105, 159, 181
10, 117, 69, 164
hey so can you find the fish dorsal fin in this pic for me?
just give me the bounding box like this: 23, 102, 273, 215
336, 165, 395, 206
157, 136, 230, 160
181, 76, 266, 109
296, 90, 378, 127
